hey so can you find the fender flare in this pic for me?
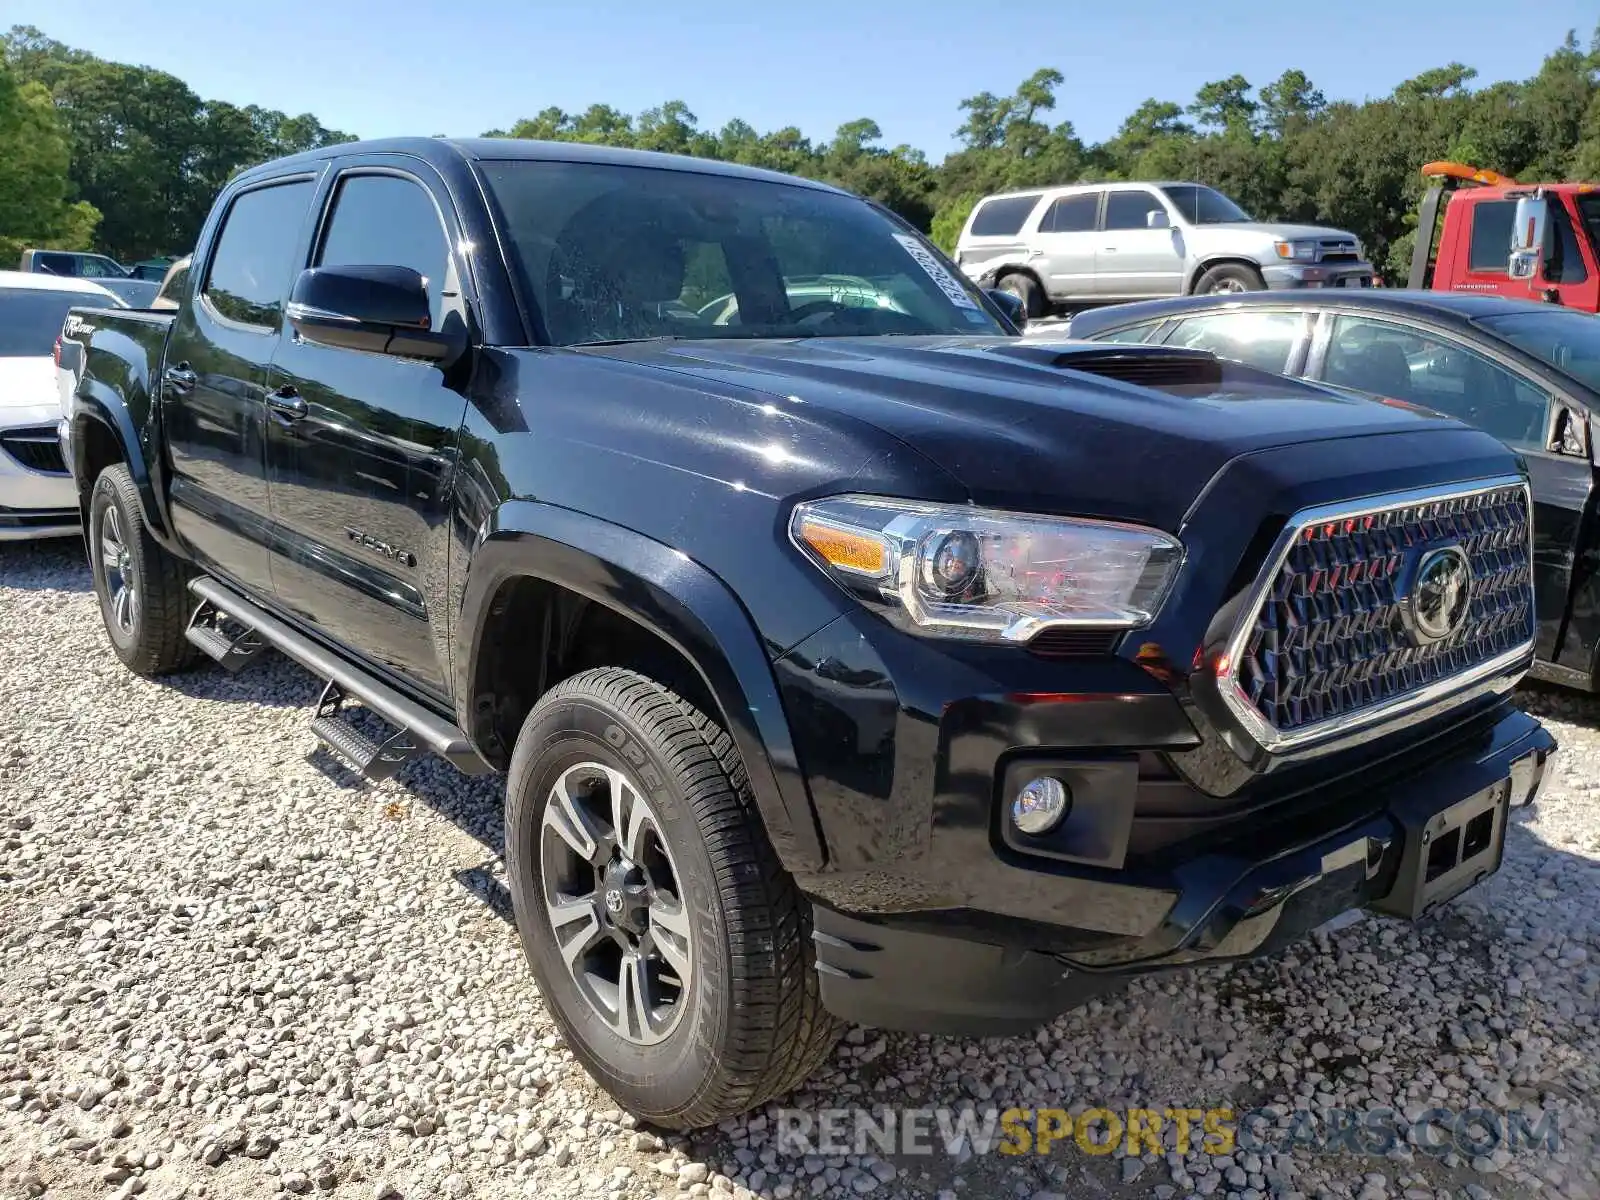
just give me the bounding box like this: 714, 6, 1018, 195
70, 382, 181, 552
455, 500, 827, 874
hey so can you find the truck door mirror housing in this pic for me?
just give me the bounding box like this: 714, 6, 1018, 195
1146, 209, 1170, 229
1509, 195, 1551, 280
984, 288, 1028, 330
287, 265, 464, 365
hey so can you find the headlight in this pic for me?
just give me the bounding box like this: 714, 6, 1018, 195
1274, 240, 1318, 262
789, 495, 1183, 642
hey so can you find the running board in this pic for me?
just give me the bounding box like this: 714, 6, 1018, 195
187, 577, 493, 777
185, 597, 266, 671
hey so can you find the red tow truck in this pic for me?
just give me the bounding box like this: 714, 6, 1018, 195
1407, 160, 1600, 308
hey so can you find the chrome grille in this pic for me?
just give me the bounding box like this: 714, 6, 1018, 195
1316, 238, 1361, 263
0, 427, 67, 475
1221, 479, 1534, 749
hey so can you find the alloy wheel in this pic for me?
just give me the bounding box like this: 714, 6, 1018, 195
99, 505, 139, 634
539, 761, 693, 1045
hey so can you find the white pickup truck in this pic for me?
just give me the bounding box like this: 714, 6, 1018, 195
955, 181, 1374, 317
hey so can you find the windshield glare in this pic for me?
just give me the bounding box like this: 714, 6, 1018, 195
1478, 309, 1600, 393
480, 160, 1008, 345
1160, 185, 1251, 224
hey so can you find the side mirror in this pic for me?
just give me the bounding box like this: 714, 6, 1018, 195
1146, 209, 1170, 229
1509, 195, 1551, 280
287, 265, 464, 364
985, 287, 1028, 330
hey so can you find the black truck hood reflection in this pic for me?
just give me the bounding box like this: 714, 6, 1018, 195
585, 335, 1459, 530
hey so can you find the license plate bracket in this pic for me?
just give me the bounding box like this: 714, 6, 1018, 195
1371, 776, 1510, 920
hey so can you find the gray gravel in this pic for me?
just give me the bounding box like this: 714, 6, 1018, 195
3, 538, 1598, 1200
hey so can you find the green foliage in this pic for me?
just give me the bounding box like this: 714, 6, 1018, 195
7, 21, 1600, 281
1, 24, 352, 262
0, 63, 100, 261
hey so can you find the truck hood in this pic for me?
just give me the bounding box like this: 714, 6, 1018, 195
1193, 221, 1358, 243
585, 336, 1462, 531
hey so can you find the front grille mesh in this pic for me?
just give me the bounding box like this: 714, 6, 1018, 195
1235, 484, 1533, 736
0, 428, 66, 475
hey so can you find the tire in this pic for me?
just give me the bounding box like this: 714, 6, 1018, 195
998, 271, 1045, 318
1193, 262, 1266, 295
88, 464, 196, 677
504, 667, 841, 1128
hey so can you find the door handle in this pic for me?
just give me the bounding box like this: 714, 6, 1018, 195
164, 362, 198, 394
266, 385, 307, 421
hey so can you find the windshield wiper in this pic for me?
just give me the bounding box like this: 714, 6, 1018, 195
568, 335, 685, 348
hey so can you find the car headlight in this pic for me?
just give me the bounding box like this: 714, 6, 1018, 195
1275, 240, 1318, 262
789, 495, 1183, 642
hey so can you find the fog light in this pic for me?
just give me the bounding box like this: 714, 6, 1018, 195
1012, 776, 1070, 836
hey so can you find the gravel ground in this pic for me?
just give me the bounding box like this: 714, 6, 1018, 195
3, 537, 1598, 1200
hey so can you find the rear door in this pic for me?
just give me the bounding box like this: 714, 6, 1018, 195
1095, 189, 1185, 299
1308, 311, 1585, 663
163, 175, 319, 594
1031, 191, 1100, 301
262, 158, 472, 698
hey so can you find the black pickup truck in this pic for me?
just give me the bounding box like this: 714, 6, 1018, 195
60, 137, 1555, 1130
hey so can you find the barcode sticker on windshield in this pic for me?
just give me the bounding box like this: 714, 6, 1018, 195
894, 233, 979, 310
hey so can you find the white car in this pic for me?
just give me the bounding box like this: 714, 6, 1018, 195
0, 271, 123, 541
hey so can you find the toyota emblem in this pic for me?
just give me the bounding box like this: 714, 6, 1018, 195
1408, 546, 1473, 644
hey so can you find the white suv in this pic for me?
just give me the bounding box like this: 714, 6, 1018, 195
954, 182, 1374, 318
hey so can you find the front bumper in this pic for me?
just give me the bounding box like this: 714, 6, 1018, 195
1263, 261, 1375, 290
808, 707, 1553, 1034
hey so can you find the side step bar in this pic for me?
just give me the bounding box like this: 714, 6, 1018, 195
187, 577, 493, 778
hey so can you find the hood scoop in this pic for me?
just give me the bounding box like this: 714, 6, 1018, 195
982, 342, 1226, 390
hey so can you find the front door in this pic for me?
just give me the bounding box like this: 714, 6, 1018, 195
1094, 190, 1185, 299
1031, 192, 1100, 301
263, 163, 471, 698
163, 176, 319, 594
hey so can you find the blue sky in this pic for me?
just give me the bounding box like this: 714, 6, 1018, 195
8, 0, 1597, 155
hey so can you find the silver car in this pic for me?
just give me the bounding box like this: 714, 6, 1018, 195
954, 181, 1374, 317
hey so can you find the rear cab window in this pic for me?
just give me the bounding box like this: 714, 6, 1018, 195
202, 179, 316, 329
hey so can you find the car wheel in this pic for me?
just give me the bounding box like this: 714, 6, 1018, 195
998, 271, 1045, 318
1194, 263, 1266, 295
504, 667, 842, 1128
88, 464, 196, 677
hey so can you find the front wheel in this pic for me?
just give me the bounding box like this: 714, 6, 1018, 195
88, 464, 196, 677
1194, 263, 1266, 295
504, 668, 841, 1128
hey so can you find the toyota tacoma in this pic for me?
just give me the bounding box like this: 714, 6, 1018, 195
60, 137, 1554, 1129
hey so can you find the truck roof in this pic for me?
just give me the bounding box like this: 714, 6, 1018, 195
236, 136, 849, 195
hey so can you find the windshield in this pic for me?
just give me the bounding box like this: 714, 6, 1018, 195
1477, 309, 1600, 393
1159, 185, 1251, 224
0, 290, 112, 356
480, 160, 1008, 345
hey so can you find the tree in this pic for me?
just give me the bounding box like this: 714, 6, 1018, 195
0, 62, 99, 260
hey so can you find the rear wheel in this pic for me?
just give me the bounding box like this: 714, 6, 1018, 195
504, 667, 841, 1128
997, 271, 1045, 318
1194, 263, 1266, 295
88, 464, 195, 676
